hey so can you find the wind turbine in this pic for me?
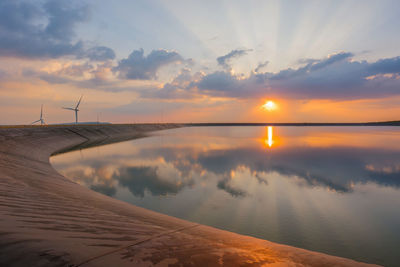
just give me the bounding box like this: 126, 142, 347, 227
31, 104, 46, 125
62, 95, 83, 124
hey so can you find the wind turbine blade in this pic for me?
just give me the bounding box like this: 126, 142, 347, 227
62, 107, 75, 110
76, 95, 83, 109
31, 120, 40, 125
40, 104, 43, 119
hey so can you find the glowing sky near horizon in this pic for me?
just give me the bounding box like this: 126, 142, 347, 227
0, 0, 400, 124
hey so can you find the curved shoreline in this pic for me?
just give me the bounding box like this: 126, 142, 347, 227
0, 125, 379, 266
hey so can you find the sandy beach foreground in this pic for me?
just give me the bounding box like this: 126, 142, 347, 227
0, 124, 379, 266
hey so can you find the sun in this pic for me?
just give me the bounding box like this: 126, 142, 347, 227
262, 100, 277, 111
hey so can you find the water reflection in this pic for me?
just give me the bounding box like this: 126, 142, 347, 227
51, 127, 400, 266
264, 126, 274, 148
51, 126, 400, 197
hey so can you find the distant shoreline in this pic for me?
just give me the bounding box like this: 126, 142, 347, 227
185, 121, 400, 126
1, 120, 400, 129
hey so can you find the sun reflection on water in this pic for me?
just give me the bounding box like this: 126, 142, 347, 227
264, 126, 274, 148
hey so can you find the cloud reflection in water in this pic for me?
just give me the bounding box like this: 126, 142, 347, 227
53, 127, 400, 197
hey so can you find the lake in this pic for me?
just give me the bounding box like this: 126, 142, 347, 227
50, 126, 400, 266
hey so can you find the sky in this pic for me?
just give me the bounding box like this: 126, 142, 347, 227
1, 0, 400, 124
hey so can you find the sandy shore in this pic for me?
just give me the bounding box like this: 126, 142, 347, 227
0, 124, 379, 266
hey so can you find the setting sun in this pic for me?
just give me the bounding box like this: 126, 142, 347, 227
262, 100, 277, 111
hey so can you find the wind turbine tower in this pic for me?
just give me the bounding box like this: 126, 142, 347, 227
63, 95, 83, 124
31, 104, 46, 125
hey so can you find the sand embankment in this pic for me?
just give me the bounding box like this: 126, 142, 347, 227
0, 124, 379, 267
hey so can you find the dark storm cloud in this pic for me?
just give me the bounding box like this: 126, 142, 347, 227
193, 52, 400, 99
0, 0, 115, 60
114, 48, 183, 80
217, 49, 252, 70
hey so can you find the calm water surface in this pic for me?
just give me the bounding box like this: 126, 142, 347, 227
51, 127, 400, 266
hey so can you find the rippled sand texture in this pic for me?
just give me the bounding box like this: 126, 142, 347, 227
0, 125, 379, 266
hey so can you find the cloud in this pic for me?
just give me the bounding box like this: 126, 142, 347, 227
193, 52, 400, 100
217, 49, 252, 70
38, 73, 71, 84
56, 62, 94, 77
0, 0, 115, 60
269, 52, 354, 80
23, 61, 116, 88
196, 71, 241, 94
367, 56, 400, 75
254, 61, 269, 73
83, 46, 116, 61
114, 48, 183, 80
43, 0, 88, 41
140, 68, 203, 99
306, 52, 353, 72
0, 0, 84, 58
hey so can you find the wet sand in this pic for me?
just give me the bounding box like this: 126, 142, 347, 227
0, 124, 380, 266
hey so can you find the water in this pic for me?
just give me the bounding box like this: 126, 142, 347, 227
51, 126, 400, 266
